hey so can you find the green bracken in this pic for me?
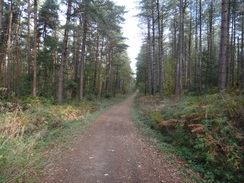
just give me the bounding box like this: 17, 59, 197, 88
133, 92, 244, 183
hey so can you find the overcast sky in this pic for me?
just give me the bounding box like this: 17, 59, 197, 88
112, 0, 142, 74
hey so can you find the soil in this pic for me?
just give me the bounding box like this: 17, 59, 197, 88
43, 95, 191, 183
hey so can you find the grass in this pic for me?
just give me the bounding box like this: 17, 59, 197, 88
0, 95, 129, 183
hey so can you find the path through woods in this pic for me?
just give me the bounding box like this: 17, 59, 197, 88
44, 96, 188, 183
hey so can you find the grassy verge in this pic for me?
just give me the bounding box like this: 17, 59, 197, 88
131, 92, 244, 183
0, 95, 129, 183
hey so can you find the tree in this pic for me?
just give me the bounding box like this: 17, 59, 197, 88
175, 0, 185, 96
157, 0, 163, 99
58, 0, 72, 103
218, 0, 230, 91
33, 0, 38, 96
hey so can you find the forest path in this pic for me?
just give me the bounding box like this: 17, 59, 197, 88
44, 95, 185, 183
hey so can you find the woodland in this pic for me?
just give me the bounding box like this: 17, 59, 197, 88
0, 0, 244, 182
135, 0, 244, 182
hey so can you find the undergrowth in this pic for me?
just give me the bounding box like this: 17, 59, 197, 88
134, 92, 244, 183
0, 94, 128, 182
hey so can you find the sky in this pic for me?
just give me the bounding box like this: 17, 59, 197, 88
112, 0, 142, 74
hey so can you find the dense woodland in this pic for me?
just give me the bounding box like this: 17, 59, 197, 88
0, 0, 244, 182
136, 0, 244, 97
134, 0, 244, 182
0, 0, 133, 103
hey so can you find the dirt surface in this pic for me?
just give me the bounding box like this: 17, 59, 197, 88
44, 96, 188, 183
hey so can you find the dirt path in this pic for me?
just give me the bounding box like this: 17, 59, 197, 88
44, 96, 186, 183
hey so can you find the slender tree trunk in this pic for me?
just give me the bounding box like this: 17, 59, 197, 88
146, 15, 152, 95
218, 0, 230, 91
6, 3, 13, 91
208, 0, 213, 87
27, 0, 31, 74
157, 0, 163, 100
97, 38, 104, 98
199, 0, 202, 92
175, 0, 184, 96
58, 0, 72, 103
105, 49, 111, 94
72, 19, 82, 99
94, 27, 99, 95
0, 0, 3, 75
79, 16, 88, 100
15, 23, 20, 95
0, 0, 2, 39
241, 15, 244, 90
194, 0, 198, 85
152, 6, 156, 95
32, 0, 38, 96
188, 13, 193, 86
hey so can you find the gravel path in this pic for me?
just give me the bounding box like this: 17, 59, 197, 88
44, 95, 187, 183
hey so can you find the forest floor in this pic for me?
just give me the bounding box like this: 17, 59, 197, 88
42, 95, 192, 183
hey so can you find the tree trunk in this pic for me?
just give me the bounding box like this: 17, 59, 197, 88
188, 12, 193, 86
72, 18, 82, 99
194, 0, 198, 86
79, 16, 88, 100
175, 0, 184, 96
199, 0, 202, 92
152, 6, 156, 95
218, 0, 230, 91
27, 0, 31, 74
0, 0, 3, 77
0, 0, 2, 39
208, 0, 213, 87
146, 15, 152, 95
94, 27, 99, 96
241, 15, 244, 90
58, 0, 72, 103
33, 0, 38, 96
6, 3, 13, 91
15, 23, 20, 95
157, 0, 163, 100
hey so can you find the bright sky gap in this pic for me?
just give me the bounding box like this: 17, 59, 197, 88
112, 0, 142, 74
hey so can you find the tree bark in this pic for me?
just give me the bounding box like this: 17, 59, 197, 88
218, 0, 230, 91
175, 0, 184, 96
15, 23, 20, 95
6, 3, 13, 91
241, 15, 244, 90
0, 0, 2, 39
157, 0, 163, 99
208, 0, 213, 87
72, 18, 82, 99
188, 12, 193, 86
152, 5, 156, 95
27, 0, 31, 74
0, 0, 3, 76
79, 15, 88, 100
146, 15, 152, 95
58, 0, 72, 103
194, 0, 198, 86
94, 26, 99, 96
32, 0, 38, 96
199, 0, 202, 92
